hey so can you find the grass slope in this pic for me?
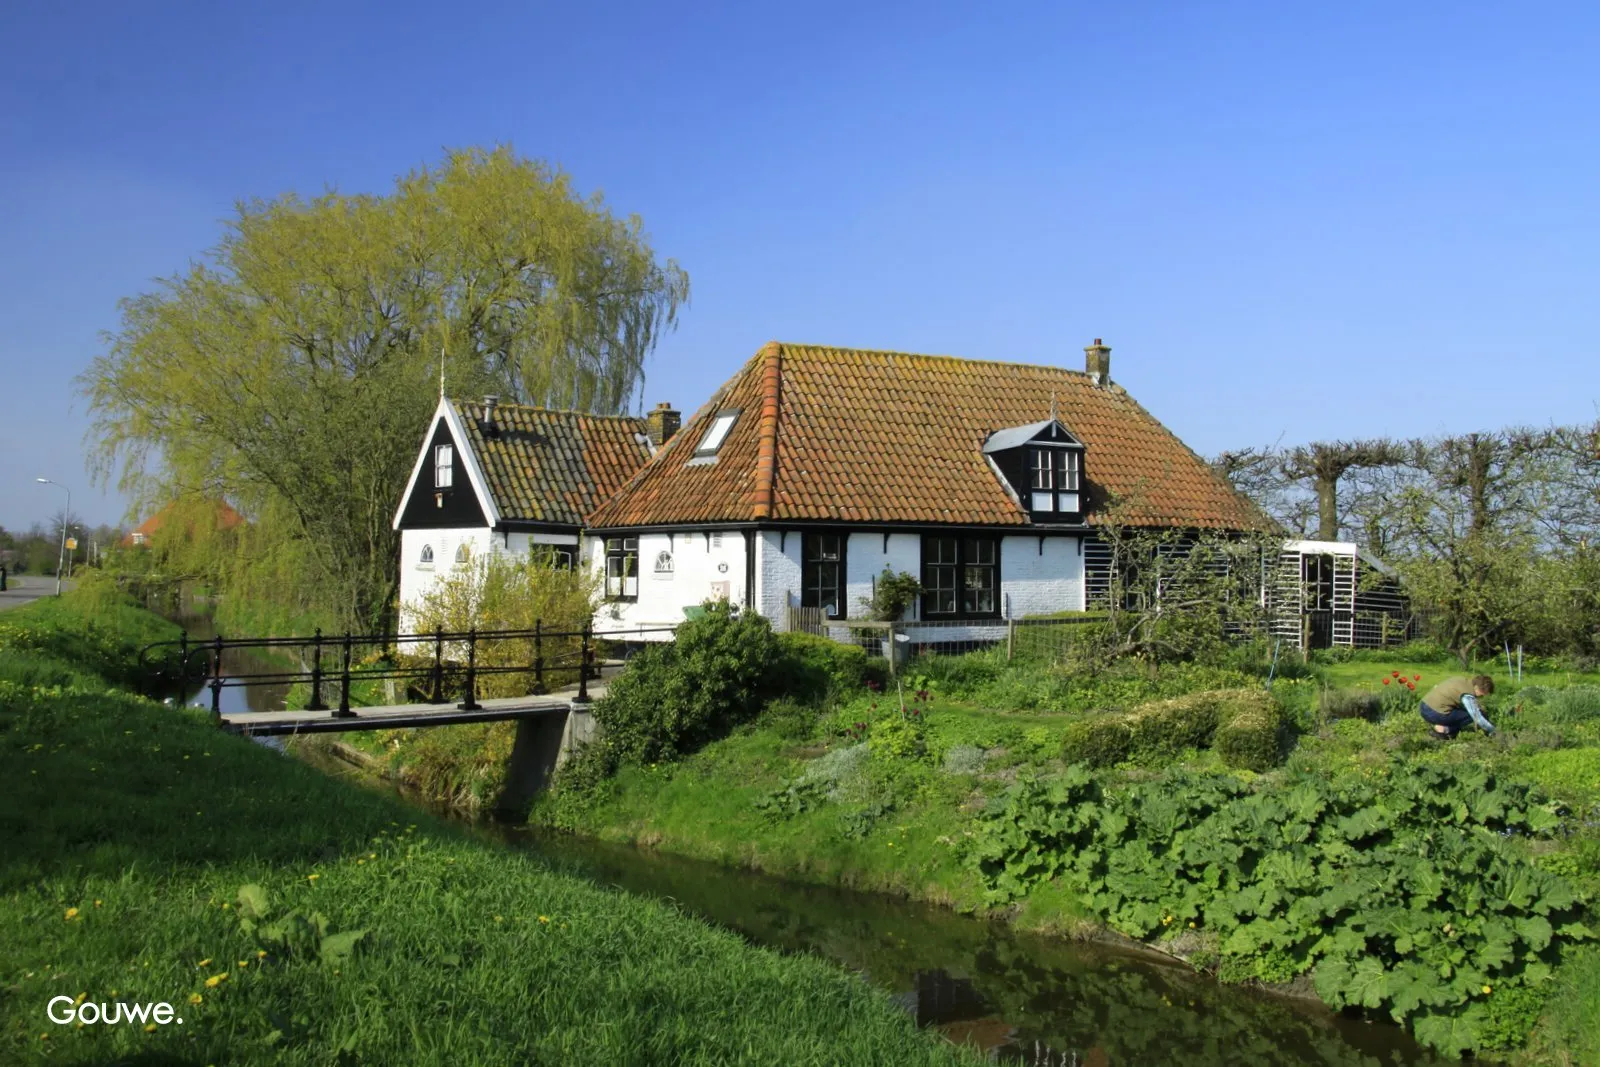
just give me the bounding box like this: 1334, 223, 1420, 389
0, 590, 976, 1066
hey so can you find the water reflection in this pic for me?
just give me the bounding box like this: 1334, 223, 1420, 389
496, 831, 1453, 1067
157, 610, 294, 715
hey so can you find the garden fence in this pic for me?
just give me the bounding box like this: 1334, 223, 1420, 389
783, 608, 1105, 673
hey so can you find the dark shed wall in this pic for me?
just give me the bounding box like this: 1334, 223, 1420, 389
397, 418, 490, 529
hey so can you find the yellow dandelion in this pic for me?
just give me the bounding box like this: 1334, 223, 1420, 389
237, 960, 249, 968
493, 915, 503, 923
197, 958, 212, 967
74, 992, 86, 1005
39, 1033, 49, 1040
64, 907, 79, 920
205, 973, 226, 988
256, 950, 267, 959
1188, 921, 1197, 929
307, 873, 320, 881
94, 900, 103, 908
144, 1023, 158, 1033
538, 915, 550, 924
1483, 985, 1493, 995
189, 993, 203, 1005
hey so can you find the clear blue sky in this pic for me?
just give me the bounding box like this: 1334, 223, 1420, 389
3, 1, 1597, 530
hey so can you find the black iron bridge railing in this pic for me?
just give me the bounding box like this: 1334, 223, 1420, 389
138, 623, 671, 722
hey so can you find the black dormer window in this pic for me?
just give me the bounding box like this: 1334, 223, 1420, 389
1029, 447, 1081, 514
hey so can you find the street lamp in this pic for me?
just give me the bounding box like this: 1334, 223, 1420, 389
35, 478, 70, 596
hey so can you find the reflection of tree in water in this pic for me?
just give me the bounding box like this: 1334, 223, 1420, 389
516, 835, 1450, 1067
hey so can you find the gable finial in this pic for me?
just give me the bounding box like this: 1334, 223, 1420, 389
439, 346, 446, 402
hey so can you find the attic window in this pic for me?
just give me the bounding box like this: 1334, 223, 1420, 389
1029, 448, 1081, 513
695, 411, 739, 456
434, 444, 454, 489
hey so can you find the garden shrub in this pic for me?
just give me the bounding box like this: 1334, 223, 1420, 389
867, 713, 926, 762
587, 601, 779, 771
1214, 691, 1285, 772
768, 631, 883, 704
1320, 687, 1381, 722
758, 696, 822, 741
1058, 690, 1269, 768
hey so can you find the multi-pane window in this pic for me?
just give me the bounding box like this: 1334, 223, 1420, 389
605, 537, 638, 600
1028, 447, 1082, 514
434, 444, 454, 488
922, 537, 999, 618
802, 533, 845, 619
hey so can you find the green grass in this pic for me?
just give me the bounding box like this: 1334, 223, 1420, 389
0, 595, 978, 1066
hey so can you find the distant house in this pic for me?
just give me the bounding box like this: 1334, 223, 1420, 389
581, 340, 1266, 636
391, 395, 662, 629
120, 500, 246, 548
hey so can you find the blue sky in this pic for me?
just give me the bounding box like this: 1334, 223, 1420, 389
2, 1, 1597, 530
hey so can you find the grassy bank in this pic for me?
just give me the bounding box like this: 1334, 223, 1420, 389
0, 590, 977, 1065
517, 627, 1600, 1063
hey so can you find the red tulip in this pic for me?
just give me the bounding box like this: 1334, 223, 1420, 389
1412, 674, 1421, 682
1383, 678, 1391, 685
1406, 683, 1416, 691
1392, 671, 1401, 677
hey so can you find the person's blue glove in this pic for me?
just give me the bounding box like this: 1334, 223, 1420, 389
1462, 693, 1495, 735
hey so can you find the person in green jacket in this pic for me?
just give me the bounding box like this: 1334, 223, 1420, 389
1419, 675, 1495, 739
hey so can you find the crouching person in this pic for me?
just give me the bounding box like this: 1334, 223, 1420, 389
1419, 674, 1495, 739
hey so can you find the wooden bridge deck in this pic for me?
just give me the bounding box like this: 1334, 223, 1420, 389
222, 679, 609, 737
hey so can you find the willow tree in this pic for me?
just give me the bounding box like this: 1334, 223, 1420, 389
81, 147, 689, 629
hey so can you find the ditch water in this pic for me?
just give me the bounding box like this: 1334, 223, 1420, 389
296, 750, 1453, 1067
158, 608, 294, 716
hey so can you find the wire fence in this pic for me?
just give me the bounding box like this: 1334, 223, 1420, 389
784, 608, 1107, 672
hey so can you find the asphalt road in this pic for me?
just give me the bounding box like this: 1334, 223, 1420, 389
0, 573, 72, 611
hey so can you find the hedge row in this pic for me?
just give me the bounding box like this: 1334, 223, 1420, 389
1059, 688, 1285, 771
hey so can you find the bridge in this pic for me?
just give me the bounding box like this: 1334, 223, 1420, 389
139, 622, 668, 806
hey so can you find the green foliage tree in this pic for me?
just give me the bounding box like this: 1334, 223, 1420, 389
405, 546, 598, 698
80, 146, 689, 630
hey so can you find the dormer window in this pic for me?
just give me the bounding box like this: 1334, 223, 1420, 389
434, 444, 454, 488
982, 419, 1085, 521
1030, 447, 1081, 513
695, 410, 739, 457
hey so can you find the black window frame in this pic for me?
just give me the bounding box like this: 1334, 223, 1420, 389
801, 532, 847, 620
604, 536, 639, 601
921, 535, 1001, 620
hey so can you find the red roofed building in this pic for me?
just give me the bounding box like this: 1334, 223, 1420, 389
121, 500, 246, 548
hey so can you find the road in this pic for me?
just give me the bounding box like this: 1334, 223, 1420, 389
0, 573, 72, 612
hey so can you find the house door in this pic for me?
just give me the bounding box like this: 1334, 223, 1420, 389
1303, 554, 1336, 650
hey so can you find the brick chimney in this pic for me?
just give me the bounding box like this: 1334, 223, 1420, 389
645, 401, 680, 447
1084, 339, 1111, 386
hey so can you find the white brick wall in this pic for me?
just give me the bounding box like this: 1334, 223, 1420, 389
846, 532, 923, 620
1000, 534, 1086, 617
755, 530, 802, 626
592, 530, 748, 636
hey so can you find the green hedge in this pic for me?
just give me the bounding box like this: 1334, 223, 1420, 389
768, 630, 885, 703
1059, 689, 1286, 771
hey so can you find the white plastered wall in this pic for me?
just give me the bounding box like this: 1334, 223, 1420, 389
591, 530, 749, 637
398, 527, 579, 634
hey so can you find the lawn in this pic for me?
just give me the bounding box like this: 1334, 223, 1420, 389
0, 588, 979, 1066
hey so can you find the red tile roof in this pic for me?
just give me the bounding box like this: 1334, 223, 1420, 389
585, 342, 1267, 530
450, 401, 651, 526
120, 500, 246, 547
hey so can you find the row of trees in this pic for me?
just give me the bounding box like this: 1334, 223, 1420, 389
1215, 425, 1600, 664
80, 146, 689, 631
0, 517, 122, 576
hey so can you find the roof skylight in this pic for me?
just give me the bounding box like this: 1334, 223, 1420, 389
695, 411, 739, 456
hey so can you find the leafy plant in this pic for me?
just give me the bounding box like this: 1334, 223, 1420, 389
859, 569, 922, 622
967, 762, 1592, 1057
235, 883, 368, 967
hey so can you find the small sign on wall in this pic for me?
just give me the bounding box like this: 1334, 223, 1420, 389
710, 581, 730, 600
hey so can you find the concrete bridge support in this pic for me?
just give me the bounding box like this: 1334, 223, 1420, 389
497, 702, 597, 814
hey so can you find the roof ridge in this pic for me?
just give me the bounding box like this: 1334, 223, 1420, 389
773, 341, 1093, 377
447, 398, 646, 422
752, 342, 782, 520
